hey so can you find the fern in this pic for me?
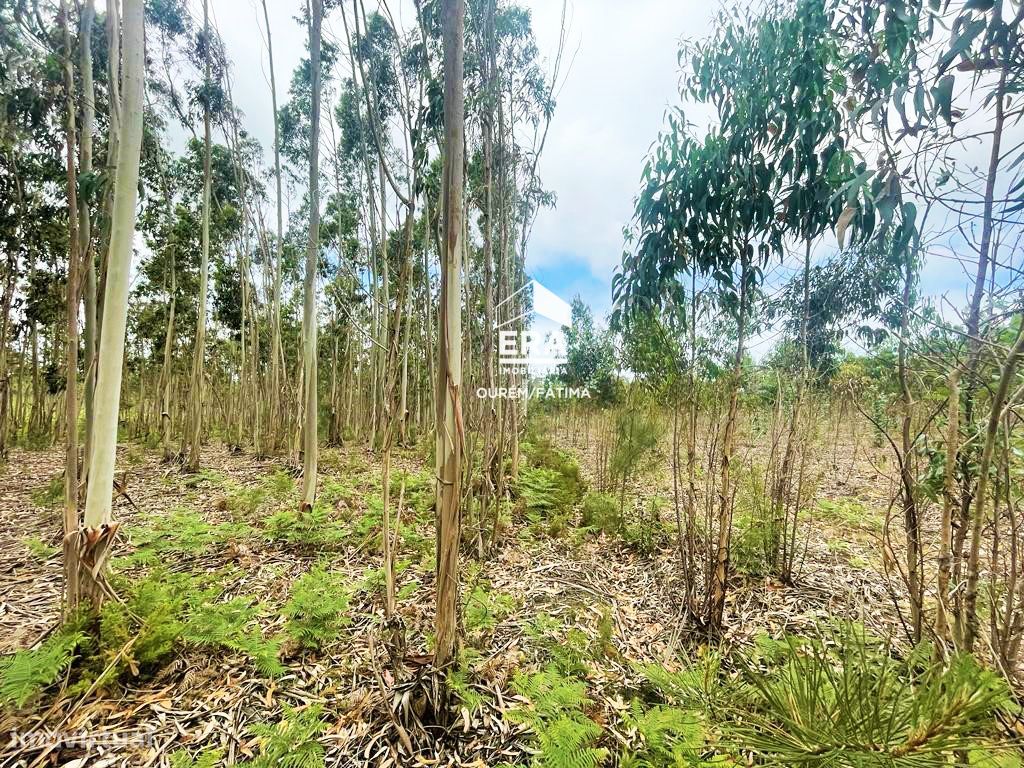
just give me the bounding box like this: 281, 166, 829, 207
187, 597, 283, 677
517, 467, 571, 515
620, 699, 704, 766
264, 506, 347, 549
169, 748, 223, 768
124, 509, 253, 565
283, 566, 351, 651
464, 585, 516, 635
245, 704, 329, 768
100, 571, 189, 673
448, 666, 487, 713
535, 715, 607, 768
510, 667, 608, 768
0, 624, 85, 708
526, 615, 594, 677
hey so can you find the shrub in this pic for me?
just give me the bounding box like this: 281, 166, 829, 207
729, 625, 1013, 766
524, 438, 585, 500
449, 668, 486, 712
622, 497, 669, 554
729, 512, 775, 576
580, 492, 622, 534
526, 614, 596, 678
610, 403, 663, 512
518, 467, 572, 515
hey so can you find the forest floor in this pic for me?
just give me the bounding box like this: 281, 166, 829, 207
0, 416, 937, 767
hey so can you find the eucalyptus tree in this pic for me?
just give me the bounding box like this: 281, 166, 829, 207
261, 0, 286, 451
741, 0, 857, 585
617, 5, 791, 630
79, 0, 97, 482
835, 0, 1024, 658
436, 0, 466, 676
301, 0, 324, 510
184, 0, 215, 472
58, 0, 82, 607
82, 0, 145, 604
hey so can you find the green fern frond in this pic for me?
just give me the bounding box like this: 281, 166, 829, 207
622, 699, 704, 764
464, 585, 517, 635
512, 666, 591, 719
536, 715, 607, 768
246, 704, 328, 768
186, 597, 283, 677
509, 667, 607, 767
283, 567, 351, 651
169, 747, 223, 768
0, 626, 85, 708
517, 467, 571, 514
449, 666, 487, 713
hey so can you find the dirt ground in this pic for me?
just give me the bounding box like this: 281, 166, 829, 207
0, 415, 920, 766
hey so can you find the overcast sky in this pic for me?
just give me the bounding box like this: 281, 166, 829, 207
183, 0, 714, 322
174, 0, 1015, 355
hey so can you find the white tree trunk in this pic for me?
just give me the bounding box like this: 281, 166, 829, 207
83, 0, 143, 536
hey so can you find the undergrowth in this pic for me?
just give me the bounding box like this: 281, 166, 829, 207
244, 704, 329, 768
0, 619, 87, 708
0, 569, 283, 708
283, 566, 352, 651
506, 666, 608, 768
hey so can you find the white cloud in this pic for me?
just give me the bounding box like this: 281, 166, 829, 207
523, 0, 715, 282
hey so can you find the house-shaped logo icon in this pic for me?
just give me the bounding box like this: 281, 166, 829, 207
495, 278, 571, 371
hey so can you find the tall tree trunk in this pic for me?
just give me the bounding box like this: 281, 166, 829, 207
160, 249, 176, 461
80, 0, 97, 485
60, 0, 82, 610
301, 0, 323, 510
435, 0, 465, 675
964, 317, 1024, 652
185, 0, 212, 472
97, 0, 121, 330
261, 0, 284, 453
479, 0, 498, 551
82, 0, 144, 604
